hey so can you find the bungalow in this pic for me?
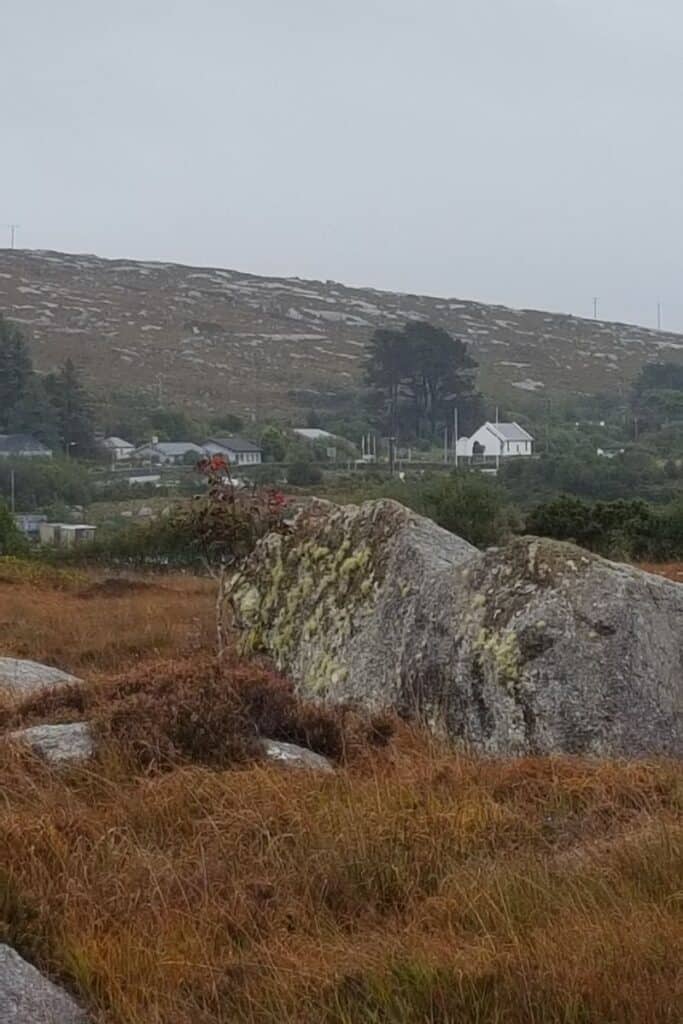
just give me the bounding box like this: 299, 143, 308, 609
456, 422, 534, 459
102, 436, 135, 461
202, 437, 262, 466
0, 434, 53, 459
132, 441, 205, 465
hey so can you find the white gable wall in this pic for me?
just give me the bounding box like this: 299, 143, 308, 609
456, 424, 533, 458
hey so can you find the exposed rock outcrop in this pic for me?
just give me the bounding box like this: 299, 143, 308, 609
0, 944, 87, 1023
7, 723, 94, 764
0, 659, 81, 703
231, 500, 683, 758
261, 739, 334, 772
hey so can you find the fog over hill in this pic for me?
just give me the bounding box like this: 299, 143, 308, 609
1, 248, 682, 418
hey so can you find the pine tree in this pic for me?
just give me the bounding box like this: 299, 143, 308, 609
365, 322, 482, 440
7, 375, 60, 447
0, 315, 33, 429
46, 359, 96, 456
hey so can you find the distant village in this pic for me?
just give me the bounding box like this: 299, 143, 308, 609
1, 421, 537, 548
1, 421, 536, 468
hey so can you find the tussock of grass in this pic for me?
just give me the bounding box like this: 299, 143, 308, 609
2, 657, 394, 770
0, 568, 680, 1022
0, 743, 679, 1023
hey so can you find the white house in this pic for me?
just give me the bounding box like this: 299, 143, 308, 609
102, 436, 135, 461
456, 422, 534, 459
202, 437, 262, 466
132, 441, 205, 465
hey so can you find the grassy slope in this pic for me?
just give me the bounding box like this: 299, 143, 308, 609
0, 564, 681, 1024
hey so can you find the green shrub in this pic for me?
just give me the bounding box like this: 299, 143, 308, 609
287, 460, 323, 487
345, 472, 515, 549
527, 495, 683, 560
0, 458, 93, 513
0, 503, 28, 556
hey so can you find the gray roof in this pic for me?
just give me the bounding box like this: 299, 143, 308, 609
136, 441, 204, 456
205, 436, 262, 453
488, 422, 533, 442
0, 434, 51, 454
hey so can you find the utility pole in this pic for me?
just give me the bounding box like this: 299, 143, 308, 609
657, 301, 662, 331
453, 406, 459, 469
593, 297, 599, 320
3, 224, 19, 249
388, 435, 396, 477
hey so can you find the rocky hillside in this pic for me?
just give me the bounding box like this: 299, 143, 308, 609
1, 248, 683, 418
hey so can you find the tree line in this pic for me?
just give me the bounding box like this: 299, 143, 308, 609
0, 315, 95, 456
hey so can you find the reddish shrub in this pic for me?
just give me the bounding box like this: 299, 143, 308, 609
87, 657, 395, 772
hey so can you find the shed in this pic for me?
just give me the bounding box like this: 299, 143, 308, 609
39, 523, 97, 547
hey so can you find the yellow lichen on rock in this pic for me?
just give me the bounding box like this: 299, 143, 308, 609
475, 627, 522, 690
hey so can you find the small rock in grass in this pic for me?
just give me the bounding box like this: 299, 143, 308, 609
0, 943, 88, 1022
261, 739, 334, 772
6, 723, 94, 764
0, 658, 82, 703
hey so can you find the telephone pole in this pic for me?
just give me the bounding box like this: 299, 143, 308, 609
388, 435, 396, 477
593, 297, 599, 320
4, 224, 19, 249
657, 301, 662, 331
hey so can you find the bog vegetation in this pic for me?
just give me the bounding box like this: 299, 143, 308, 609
0, 565, 680, 1024
1, 371, 682, 1018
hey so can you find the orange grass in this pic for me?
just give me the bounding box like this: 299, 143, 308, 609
0, 567, 681, 1023
0, 570, 215, 676
0, 741, 680, 1024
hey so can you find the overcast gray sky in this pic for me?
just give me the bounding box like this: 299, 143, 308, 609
3, 0, 682, 330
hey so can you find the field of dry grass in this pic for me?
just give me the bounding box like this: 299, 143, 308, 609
0, 560, 681, 1023
0, 559, 215, 676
